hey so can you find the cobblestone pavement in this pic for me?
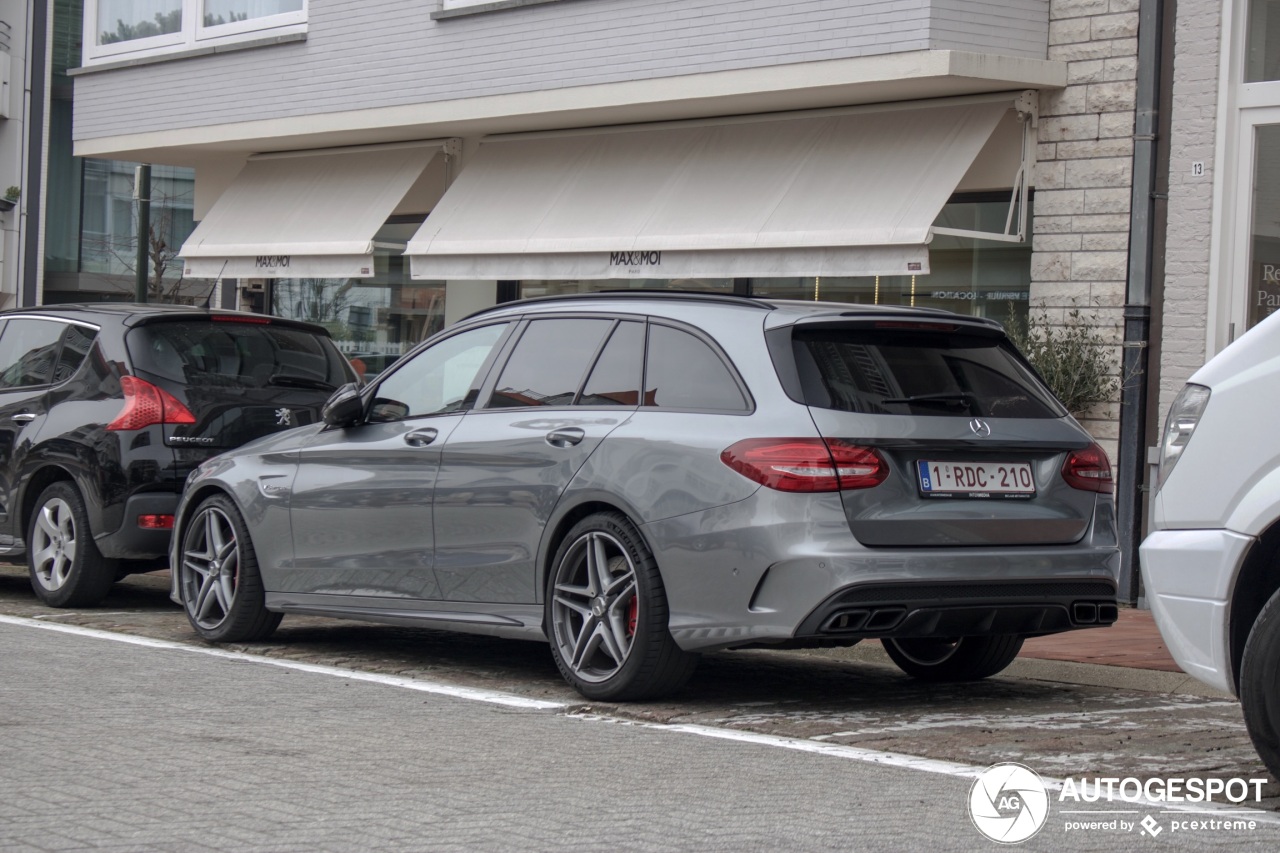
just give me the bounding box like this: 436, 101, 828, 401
1, 563, 1275, 813
7, 619, 1277, 853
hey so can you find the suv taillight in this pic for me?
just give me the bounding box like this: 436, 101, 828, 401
106, 376, 197, 431
1061, 443, 1114, 494
721, 438, 888, 492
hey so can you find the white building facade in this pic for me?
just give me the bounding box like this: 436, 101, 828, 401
1163, 0, 1280, 406
71, 1, 1161, 590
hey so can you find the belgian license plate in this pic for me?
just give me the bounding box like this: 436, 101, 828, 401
917, 460, 1035, 499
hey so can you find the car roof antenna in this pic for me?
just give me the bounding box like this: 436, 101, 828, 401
201, 261, 230, 309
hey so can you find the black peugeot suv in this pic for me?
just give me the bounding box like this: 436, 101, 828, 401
0, 304, 356, 607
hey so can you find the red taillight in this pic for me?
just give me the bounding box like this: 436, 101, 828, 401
721, 438, 888, 492
107, 376, 197, 431
1062, 443, 1114, 494
137, 514, 175, 530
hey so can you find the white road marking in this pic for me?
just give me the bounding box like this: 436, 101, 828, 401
5, 612, 1279, 825
0, 614, 566, 711
572, 715, 1280, 824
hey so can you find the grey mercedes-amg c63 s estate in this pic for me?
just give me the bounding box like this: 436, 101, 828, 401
172, 291, 1120, 700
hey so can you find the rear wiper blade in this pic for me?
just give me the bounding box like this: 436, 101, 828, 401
879, 392, 976, 406
266, 375, 336, 391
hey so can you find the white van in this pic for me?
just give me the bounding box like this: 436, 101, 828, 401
1141, 308, 1280, 778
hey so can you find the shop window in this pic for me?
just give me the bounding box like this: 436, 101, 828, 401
269, 219, 442, 371
1248, 125, 1280, 330
78, 160, 196, 301
749, 197, 1031, 328
513, 198, 1030, 328
85, 0, 306, 63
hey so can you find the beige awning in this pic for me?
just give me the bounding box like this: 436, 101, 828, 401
180, 142, 444, 279
406, 97, 1018, 280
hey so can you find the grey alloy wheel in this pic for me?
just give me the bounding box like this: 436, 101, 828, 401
27, 482, 116, 608
547, 512, 696, 701
550, 529, 639, 684
178, 494, 281, 642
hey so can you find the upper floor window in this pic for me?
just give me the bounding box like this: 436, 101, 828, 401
86, 0, 306, 63
1248, 0, 1280, 82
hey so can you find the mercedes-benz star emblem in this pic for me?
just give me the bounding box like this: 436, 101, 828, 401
969, 417, 992, 437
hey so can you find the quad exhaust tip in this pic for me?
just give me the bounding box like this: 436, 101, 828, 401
1073, 602, 1098, 624
821, 607, 906, 634
1072, 601, 1119, 625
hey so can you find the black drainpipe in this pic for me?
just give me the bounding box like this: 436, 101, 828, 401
21, 0, 49, 307
1117, 0, 1170, 603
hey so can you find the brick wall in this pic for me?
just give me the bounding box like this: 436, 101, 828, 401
1159, 0, 1221, 416
1030, 0, 1140, 463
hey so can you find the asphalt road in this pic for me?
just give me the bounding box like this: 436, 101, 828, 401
2, 565, 1279, 851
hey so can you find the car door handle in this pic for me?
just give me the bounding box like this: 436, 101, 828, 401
10, 413, 35, 425
404, 428, 439, 447
546, 428, 585, 448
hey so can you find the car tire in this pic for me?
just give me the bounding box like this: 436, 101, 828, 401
177, 493, 281, 643
26, 482, 118, 608
882, 635, 1024, 682
1240, 587, 1280, 779
547, 512, 697, 701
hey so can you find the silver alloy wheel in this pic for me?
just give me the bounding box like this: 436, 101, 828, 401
550, 531, 639, 683
180, 505, 241, 630
30, 497, 78, 591
887, 637, 962, 666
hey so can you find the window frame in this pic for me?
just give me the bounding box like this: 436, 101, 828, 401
83, 0, 308, 64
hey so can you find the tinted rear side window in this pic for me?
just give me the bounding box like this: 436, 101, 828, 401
579, 321, 643, 407
644, 324, 748, 411
0, 319, 66, 389
487, 319, 613, 409
54, 325, 97, 383
127, 321, 350, 390
793, 328, 1065, 419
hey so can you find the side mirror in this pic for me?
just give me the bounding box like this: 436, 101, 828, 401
321, 383, 365, 428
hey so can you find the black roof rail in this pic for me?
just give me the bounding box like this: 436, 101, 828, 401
461, 289, 776, 322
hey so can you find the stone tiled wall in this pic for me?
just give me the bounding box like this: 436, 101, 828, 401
1031, 0, 1140, 462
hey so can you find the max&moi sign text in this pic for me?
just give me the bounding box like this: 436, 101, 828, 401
609, 251, 662, 268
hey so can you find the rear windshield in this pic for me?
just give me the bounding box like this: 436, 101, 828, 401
127, 321, 351, 391
791, 328, 1066, 419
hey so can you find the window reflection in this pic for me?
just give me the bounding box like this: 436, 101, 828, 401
204, 0, 303, 27
268, 221, 443, 379
98, 1, 183, 45
1247, 0, 1280, 82
1249, 125, 1280, 330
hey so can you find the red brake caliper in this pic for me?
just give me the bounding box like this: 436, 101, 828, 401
627, 596, 638, 637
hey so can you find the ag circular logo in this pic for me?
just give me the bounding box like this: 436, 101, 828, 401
968, 762, 1050, 844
